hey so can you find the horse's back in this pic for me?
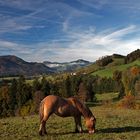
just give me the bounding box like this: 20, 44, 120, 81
42, 95, 60, 107
43, 95, 59, 101
41, 95, 80, 117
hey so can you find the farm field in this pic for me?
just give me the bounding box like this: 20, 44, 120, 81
0, 93, 140, 140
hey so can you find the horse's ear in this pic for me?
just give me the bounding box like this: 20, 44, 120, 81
90, 117, 96, 121
90, 117, 94, 121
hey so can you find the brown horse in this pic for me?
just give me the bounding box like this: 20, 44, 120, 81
39, 95, 96, 136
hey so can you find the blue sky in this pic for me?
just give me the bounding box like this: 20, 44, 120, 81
0, 0, 140, 62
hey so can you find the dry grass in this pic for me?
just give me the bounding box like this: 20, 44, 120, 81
0, 105, 140, 140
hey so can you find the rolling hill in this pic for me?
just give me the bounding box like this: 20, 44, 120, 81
92, 60, 140, 78
0, 49, 139, 77
77, 49, 140, 77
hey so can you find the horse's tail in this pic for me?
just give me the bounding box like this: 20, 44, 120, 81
39, 101, 44, 122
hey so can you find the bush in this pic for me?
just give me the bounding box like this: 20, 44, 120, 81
19, 100, 34, 116
117, 94, 139, 109
96, 55, 113, 66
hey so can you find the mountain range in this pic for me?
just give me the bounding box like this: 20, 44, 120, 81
0, 56, 92, 76
43, 59, 92, 72
0, 55, 53, 76
0, 49, 139, 77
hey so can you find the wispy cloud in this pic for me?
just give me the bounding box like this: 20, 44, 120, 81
0, 0, 140, 62
0, 0, 93, 37
0, 25, 139, 62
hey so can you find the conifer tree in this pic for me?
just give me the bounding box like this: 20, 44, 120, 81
9, 79, 18, 115
41, 76, 50, 96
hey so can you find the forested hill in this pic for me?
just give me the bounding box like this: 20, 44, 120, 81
77, 49, 140, 77
0, 55, 54, 76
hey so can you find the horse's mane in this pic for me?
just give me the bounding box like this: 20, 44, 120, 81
69, 97, 93, 119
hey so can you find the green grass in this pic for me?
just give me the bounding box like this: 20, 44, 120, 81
96, 92, 119, 101
0, 92, 140, 140
0, 106, 140, 140
92, 60, 140, 78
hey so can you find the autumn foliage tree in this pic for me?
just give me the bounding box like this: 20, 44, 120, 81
122, 66, 140, 96
113, 70, 125, 98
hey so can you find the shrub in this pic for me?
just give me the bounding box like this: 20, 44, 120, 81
19, 100, 34, 116
96, 55, 113, 66
117, 94, 136, 109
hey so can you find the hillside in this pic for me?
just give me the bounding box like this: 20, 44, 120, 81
0, 49, 139, 77
76, 57, 124, 75
92, 60, 140, 78
0, 55, 53, 76
77, 50, 140, 77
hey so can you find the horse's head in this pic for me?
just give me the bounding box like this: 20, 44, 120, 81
85, 116, 96, 134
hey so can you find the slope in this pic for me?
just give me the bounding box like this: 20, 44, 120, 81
91, 60, 140, 78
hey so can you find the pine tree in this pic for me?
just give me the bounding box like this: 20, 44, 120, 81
113, 70, 125, 98
9, 79, 18, 115
64, 76, 72, 97
16, 75, 32, 107
17, 75, 26, 108
41, 76, 50, 96
32, 77, 41, 92
0, 85, 10, 117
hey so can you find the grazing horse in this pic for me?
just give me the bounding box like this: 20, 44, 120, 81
39, 95, 96, 136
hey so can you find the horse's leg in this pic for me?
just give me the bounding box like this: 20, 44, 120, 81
39, 112, 51, 136
74, 116, 83, 133
42, 120, 47, 135
39, 122, 43, 136
39, 119, 47, 136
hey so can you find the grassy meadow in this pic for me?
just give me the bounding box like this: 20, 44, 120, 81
92, 60, 140, 78
0, 93, 140, 140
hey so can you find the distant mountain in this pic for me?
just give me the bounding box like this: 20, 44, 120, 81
0, 55, 53, 76
43, 59, 92, 72
1, 49, 139, 77
0, 56, 92, 76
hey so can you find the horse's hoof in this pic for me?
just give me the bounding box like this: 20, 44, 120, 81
74, 129, 79, 133
44, 131, 47, 135
39, 131, 43, 136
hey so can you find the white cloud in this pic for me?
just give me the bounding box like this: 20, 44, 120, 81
0, 1, 140, 62
0, 40, 33, 56
45, 25, 140, 62
0, 25, 140, 62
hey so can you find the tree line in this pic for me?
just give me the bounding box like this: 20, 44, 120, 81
0, 65, 139, 117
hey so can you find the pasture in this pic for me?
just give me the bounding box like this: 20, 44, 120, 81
0, 93, 140, 140
92, 60, 140, 78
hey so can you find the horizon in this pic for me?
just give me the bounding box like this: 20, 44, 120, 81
0, 49, 136, 63
0, 0, 140, 62
0, 54, 94, 63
